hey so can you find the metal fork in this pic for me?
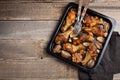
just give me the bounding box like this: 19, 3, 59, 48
73, 0, 90, 36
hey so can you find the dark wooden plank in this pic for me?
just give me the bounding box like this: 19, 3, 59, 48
0, 78, 78, 80
0, 0, 119, 3
0, 2, 120, 20
0, 40, 40, 59
0, 59, 78, 79
0, 21, 56, 40
0, 0, 78, 3
0, 58, 118, 79
0, 39, 51, 59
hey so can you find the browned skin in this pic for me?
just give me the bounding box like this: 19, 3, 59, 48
92, 26, 105, 37
83, 14, 92, 27
83, 14, 103, 27
73, 33, 94, 45
81, 43, 97, 65
62, 43, 84, 54
82, 26, 105, 37
88, 43, 97, 57
72, 53, 82, 63
55, 35, 67, 44
88, 43, 97, 52
55, 26, 74, 44
73, 34, 88, 45
61, 9, 76, 32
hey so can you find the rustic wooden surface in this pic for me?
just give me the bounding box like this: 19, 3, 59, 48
0, 0, 120, 80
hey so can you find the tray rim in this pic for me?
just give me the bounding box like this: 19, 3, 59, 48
46, 2, 116, 73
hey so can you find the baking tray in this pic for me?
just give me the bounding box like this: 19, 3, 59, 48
46, 2, 116, 73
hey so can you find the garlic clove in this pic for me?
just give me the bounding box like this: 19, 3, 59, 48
83, 42, 90, 46
53, 45, 62, 53
97, 37, 105, 43
87, 59, 95, 68
61, 50, 71, 59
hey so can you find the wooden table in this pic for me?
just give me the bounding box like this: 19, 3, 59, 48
0, 0, 120, 80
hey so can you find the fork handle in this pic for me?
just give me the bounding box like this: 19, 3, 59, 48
77, 0, 90, 35
77, 0, 83, 21
80, 0, 90, 21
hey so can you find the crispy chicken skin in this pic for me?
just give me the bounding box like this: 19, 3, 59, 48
62, 43, 84, 54
72, 53, 83, 63
73, 33, 94, 45
92, 26, 105, 37
82, 26, 105, 37
83, 14, 103, 27
80, 43, 97, 65
73, 34, 88, 45
55, 35, 67, 44
61, 9, 76, 32
88, 43, 97, 53
83, 14, 91, 27
55, 26, 74, 44
88, 43, 97, 57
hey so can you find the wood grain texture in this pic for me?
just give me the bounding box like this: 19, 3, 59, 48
0, 40, 40, 59
0, 1, 120, 20
0, 0, 119, 3
0, 78, 78, 80
0, 0, 120, 80
0, 59, 78, 79
0, 21, 55, 40
0, 58, 118, 79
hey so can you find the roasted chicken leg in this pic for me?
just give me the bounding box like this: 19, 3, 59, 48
73, 33, 94, 45
62, 43, 84, 54
82, 26, 105, 37
61, 9, 76, 32
83, 14, 103, 27
72, 53, 83, 63
55, 26, 74, 44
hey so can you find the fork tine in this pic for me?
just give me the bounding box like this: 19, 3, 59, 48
73, 0, 83, 35
74, 0, 90, 36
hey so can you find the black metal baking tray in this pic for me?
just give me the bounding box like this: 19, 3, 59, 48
46, 2, 116, 73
